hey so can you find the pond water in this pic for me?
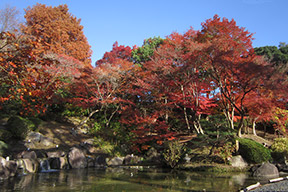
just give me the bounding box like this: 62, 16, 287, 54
0, 167, 261, 192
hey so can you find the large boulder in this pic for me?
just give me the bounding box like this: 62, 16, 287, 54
17, 151, 37, 160
230, 155, 248, 168
25, 132, 55, 148
21, 159, 39, 173
67, 147, 87, 169
253, 162, 279, 178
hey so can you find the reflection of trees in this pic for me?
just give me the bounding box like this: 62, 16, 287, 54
0, 168, 252, 191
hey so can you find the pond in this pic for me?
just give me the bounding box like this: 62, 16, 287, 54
0, 167, 262, 192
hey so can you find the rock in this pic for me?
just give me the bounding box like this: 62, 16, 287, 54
21, 159, 39, 173
5, 160, 18, 177
21, 151, 37, 160
25, 131, 54, 147
48, 157, 68, 169
253, 162, 279, 178
47, 151, 66, 158
95, 155, 107, 167
0, 157, 18, 179
87, 156, 95, 167
230, 155, 248, 168
84, 138, 94, 145
40, 136, 54, 147
123, 154, 141, 165
80, 142, 97, 154
26, 132, 41, 143
48, 157, 61, 169
107, 157, 124, 166
67, 147, 87, 169
0, 161, 10, 179
145, 147, 161, 163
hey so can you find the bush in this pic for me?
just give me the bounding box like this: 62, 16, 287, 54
163, 140, 186, 168
271, 138, 288, 163
238, 138, 272, 164
7, 116, 36, 140
93, 137, 115, 155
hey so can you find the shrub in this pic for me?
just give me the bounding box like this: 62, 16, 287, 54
7, 116, 36, 140
163, 140, 186, 168
0, 129, 13, 142
238, 138, 272, 164
0, 140, 8, 156
271, 138, 288, 163
93, 137, 115, 155
213, 141, 236, 164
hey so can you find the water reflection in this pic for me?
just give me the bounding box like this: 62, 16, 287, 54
0, 168, 258, 192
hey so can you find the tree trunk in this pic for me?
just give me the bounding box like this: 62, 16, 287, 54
223, 104, 234, 130
192, 114, 204, 134
237, 113, 245, 137
181, 85, 191, 133
76, 109, 99, 129
252, 118, 258, 136
165, 97, 168, 123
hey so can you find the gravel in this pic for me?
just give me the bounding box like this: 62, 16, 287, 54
250, 180, 288, 192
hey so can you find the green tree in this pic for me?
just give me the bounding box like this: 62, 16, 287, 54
254, 43, 288, 67
132, 37, 164, 65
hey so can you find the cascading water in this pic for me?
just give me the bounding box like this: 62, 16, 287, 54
39, 159, 51, 172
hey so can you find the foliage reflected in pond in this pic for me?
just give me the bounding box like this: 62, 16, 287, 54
0, 168, 258, 192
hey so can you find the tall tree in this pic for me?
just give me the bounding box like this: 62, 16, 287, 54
0, 31, 83, 115
22, 3, 92, 66
195, 15, 269, 137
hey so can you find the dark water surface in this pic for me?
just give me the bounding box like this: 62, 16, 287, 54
0, 167, 259, 192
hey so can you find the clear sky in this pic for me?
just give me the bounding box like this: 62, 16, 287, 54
1, 0, 287, 65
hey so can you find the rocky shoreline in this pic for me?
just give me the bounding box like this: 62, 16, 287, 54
0, 145, 146, 180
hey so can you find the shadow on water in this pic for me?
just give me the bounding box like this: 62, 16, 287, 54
0, 167, 259, 192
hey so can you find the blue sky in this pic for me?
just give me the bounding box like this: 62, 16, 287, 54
1, 0, 287, 65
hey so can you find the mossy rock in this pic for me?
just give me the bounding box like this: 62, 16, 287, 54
7, 116, 36, 140
238, 138, 272, 164
0, 140, 8, 156
0, 129, 13, 142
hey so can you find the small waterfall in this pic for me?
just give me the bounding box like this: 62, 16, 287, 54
39, 159, 51, 172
